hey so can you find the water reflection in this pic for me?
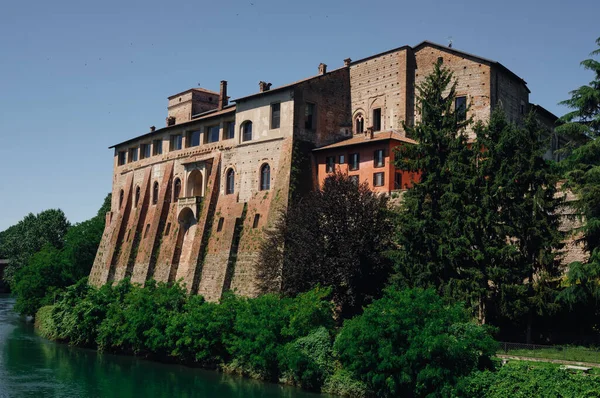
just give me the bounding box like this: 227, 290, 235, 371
0, 296, 325, 398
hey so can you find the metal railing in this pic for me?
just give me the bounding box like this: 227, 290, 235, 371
499, 342, 600, 364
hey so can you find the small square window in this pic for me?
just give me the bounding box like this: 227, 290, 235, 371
141, 144, 151, 159
153, 139, 163, 155
349, 153, 360, 171
118, 151, 127, 166
187, 131, 201, 147
206, 126, 220, 143
455, 96, 467, 121
394, 173, 402, 190
374, 149, 384, 168
128, 147, 138, 163
339, 154, 345, 164
271, 103, 281, 129
373, 172, 385, 187
326, 156, 335, 173
170, 135, 183, 151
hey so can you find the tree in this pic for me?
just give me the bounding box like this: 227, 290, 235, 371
257, 171, 392, 319
558, 37, 600, 139
12, 194, 111, 316
393, 60, 564, 337
0, 209, 70, 287
555, 38, 600, 341
334, 288, 497, 398
477, 112, 564, 342
392, 59, 486, 317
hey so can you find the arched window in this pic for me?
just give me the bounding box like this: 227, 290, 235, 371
173, 178, 181, 202
119, 189, 124, 209
134, 186, 140, 208
152, 181, 159, 205
242, 121, 253, 142
260, 164, 270, 191
355, 114, 364, 134
226, 169, 235, 195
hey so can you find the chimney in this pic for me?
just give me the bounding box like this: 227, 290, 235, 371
150, 126, 156, 132
219, 80, 228, 110
318, 63, 327, 75
344, 58, 352, 67
259, 81, 272, 92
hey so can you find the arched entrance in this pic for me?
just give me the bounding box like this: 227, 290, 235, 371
170, 207, 197, 283
186, 169, 204, 198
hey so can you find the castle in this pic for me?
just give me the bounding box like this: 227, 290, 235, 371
89, 41, 563, 300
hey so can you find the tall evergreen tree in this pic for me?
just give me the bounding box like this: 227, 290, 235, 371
392, 59, 485, 317
394, 60, 564, 334
558, 37, 600, 139
557, 37, 600, 339
478, 112, 564, 341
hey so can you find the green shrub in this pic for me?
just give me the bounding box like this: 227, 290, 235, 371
455, 362, 600, 397
334, 288, 497, 397
322, 368, 369, 397
168, 293, 240, 366
97, 280, 187, 355
280, 326, 334, 391
225, 294, 291, 380
35, 305, 58, 340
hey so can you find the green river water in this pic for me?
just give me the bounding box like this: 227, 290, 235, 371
0, 295, 328, 398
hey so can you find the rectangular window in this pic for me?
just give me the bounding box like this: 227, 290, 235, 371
225, 122, 235, 139
141, 143, 151, 159
206, 126, 220, 143
455, 96, 467, 121
339, 154, 345, 164
394, 173, 403, 190
374, 149, 384, 167
170, 135, 183, 151
153, 139, 162, 155
271, 103, 281, 129
373, 108, 382, 131
326, 156, 335, 173
187, 131, 201, 147
349, 153, 360, 171
373, 172, 385, 187
118, 151, 127, 166
305, 102, 315, 130
253, 214, 261, 229
217, 217, 224, 232
128, 147, 138, 163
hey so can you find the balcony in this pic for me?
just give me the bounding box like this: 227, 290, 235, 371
177, 196, 203, 219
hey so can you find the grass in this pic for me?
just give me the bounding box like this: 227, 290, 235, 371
500, 346, 600, 364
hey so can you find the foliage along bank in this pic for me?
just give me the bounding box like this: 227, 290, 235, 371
37, 279, 499, 397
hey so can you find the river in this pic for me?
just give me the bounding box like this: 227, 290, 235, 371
0, 295, 328, 397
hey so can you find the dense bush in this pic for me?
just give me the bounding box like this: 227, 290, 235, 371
335, 288, 498, 397
42, 281, 559, 397
455, 362, 600, 397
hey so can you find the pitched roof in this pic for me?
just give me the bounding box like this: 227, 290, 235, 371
109, 105, 236, 149
313, 131, 417, 152
231, 67, 346, 103
413, 41, 530, 93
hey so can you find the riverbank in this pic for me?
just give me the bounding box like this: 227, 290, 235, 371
0, 295, 329, 398
34, 280, 600, 397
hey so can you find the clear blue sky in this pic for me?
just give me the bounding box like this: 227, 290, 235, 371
0, 0, 597, 231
